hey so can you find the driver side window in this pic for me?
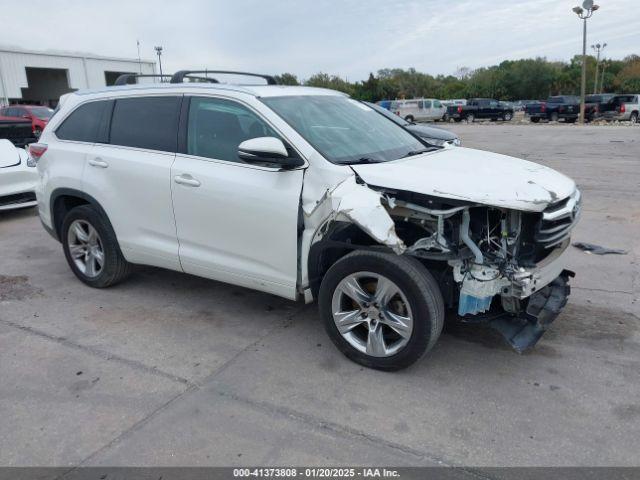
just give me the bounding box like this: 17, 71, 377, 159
187, 97, 279, 163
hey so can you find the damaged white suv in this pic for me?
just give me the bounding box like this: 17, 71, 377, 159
31, 71, 580, 370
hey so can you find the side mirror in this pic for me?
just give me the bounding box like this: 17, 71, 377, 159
238, 137, 304, 169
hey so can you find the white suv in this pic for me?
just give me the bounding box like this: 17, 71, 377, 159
30, 70, 580, 370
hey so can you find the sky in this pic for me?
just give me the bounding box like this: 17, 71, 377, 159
1, 0, 639, 81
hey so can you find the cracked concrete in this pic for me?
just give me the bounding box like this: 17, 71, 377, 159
0, 123, 638, 467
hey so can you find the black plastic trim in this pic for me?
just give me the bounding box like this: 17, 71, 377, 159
170, 70, 277, 85
113, 74, 173, 86
49, 188, 114, 242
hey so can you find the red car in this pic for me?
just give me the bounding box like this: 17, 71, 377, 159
0, 104, 54, 138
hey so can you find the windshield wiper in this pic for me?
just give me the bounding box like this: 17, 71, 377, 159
401, 148, 435, 158
345, 157, 385, 165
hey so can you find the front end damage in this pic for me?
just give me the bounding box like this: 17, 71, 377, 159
304, 174, 581, 352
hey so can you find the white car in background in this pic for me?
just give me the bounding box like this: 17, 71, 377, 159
0, 139, 38, 211
392, 98, 446, 122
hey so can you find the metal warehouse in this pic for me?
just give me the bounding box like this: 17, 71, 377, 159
0, 46, 156, 107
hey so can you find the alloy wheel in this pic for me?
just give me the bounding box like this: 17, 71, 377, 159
67, 220, 104, 278
331, 272, 413, 357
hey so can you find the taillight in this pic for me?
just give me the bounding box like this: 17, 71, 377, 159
620, 104, 626, 113
457, 106, 463, 113
541, 104, 546, 112
28, 143, 47, 161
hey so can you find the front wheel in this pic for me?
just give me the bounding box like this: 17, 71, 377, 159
319, 251, 444, 371
62, 205, 132, 288
550, 112, 559, 122
466, 113, 475, 123
503, 112, 513, 121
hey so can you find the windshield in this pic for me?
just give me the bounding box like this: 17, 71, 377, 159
262, 95, 428, 164
29, 107, 54, 120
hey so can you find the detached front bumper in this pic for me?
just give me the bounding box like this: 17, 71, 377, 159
489, 270, 573, 352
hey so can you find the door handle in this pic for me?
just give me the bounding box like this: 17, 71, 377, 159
174, 174, 201, 187
88, 158, 108, 168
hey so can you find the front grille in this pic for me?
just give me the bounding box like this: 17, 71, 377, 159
0, 191, 36, 207
536, 190, 581, 249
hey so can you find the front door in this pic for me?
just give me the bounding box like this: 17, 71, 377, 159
171, 96, 304, 299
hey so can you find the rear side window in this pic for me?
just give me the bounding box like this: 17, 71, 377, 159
56, 101, 111, 143
109, 96, 181, 152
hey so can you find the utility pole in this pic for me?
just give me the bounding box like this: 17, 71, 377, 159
154, 46, 164, 81
600, 60, 608, 93
137, 40, 142, 74
591, 42, 606, 93
573, 1, 600, 124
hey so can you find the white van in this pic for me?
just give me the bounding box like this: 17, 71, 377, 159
393, 98, 446, 122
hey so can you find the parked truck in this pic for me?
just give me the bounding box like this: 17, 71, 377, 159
0, 115, 36, 148
527, 96, 580, 123
446, 98, 514, 122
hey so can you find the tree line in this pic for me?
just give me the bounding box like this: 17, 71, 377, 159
274, 54, 640, 102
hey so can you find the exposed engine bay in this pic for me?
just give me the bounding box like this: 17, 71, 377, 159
305, 175, 581, 352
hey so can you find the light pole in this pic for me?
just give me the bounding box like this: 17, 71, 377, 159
154, 46, 164, 81
572, 0, 600, 124
591, 42, 606, 93
600, 60, 608, 93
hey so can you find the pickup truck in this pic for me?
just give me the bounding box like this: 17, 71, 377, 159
446, 98, 514, 122
527, 96, 580, 123
600, 94, 640, 123
585, 94, 615, 122
0, 116, 36, 148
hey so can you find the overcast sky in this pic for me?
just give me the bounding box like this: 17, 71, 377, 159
1, 0, 639, 81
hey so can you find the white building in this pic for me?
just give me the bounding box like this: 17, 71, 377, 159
0, 46, 157, 107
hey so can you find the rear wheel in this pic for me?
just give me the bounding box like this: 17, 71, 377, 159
530, 117, 541, 123
62, 205, 132, 288
319, 251, 444, 371
404, 115, 414, 123
34, 127, 42, 139
503, 111, 513, 121
630, 112, 638, 124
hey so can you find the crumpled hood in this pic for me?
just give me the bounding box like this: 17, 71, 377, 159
351, 147, 576, 212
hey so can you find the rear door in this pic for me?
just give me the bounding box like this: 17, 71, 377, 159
171, 95, 304, 299
84, 95, 182, 270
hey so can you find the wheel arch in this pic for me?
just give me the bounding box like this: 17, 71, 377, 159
50, 188, 113, 242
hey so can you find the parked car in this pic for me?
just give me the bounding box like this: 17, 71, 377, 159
0, 139, 38, 211
393, 98, 447, 122
600, 94, 640, 123
527, 96, 580, 123
31, 70, 579, 370
0, 105, 55, 137
0, 115, 36, 148
584, 94, 616, 122
446, 98, 514, 122
365, 102, 461, 146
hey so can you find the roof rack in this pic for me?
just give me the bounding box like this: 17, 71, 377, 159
113, 74, 173, 86
170, 70, 278, 85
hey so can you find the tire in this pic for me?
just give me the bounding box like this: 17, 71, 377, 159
61, 205, 132, 288
318, 251, 444, 371
454, 118, 462, 123
503, 112, 513, 121
34, 127, 42, 139
550, 112, 559, 122
566, 117, 577, 124
630, 112, 638, 124
404, 115, 414, 123
466, 113, 475, 123
531, 117, 540, 123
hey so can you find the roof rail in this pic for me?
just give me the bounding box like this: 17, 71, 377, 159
170, 70, 278, 85
113, 74, 173, 86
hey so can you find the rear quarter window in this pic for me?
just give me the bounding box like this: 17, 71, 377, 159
56, 100, 111, 143
109, 96, 181, 152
